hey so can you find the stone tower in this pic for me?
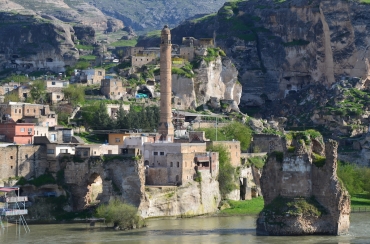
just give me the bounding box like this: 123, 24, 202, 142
158, 25, 174, 142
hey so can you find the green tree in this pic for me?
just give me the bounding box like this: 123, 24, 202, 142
62, 84, 85, 106
4, 92, 20, 102
95, 199, 145, 230
93, 102, 111, 129
209, 144, 236, 199
30, 80, 46, 103
199, 122, 252, 151
2, 75, 29, 84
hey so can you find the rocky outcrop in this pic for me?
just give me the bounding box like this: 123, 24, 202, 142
256, 136, 350, 236
172, 56, 242, 111
139, 172, 221, 218
171, 0, 370, 107
0, 12, 79, 73
1, 0, 124, 32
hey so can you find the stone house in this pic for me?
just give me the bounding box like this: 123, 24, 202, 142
79, 69, 105, 85
109, 132, 156, 155
46, 87, 64, 104
0, 144, 47, 182
106, 104, 130, 119
251, 134, 284, 153
131, 49, 159, 67
207, 140, 241, 167
0, 102, 58, 126
75, 144, 118, 158
100, 79, 125, 100
45, 80, 69, 88
143, 142, 219, 186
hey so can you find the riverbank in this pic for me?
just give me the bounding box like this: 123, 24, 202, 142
219, 194, 370, 216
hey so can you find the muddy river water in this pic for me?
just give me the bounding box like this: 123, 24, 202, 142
0, 214, 369, 243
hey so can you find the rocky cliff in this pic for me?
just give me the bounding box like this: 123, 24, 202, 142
172, 56, 242, 111
0, 0, 124, 32
170, 0, 370, 107
256, 135, 350, 235
139, 171, 221, 218
0, 12, 81, 73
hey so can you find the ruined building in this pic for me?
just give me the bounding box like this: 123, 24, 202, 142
256, 134, 350, 236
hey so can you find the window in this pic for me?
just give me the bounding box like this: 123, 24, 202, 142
83, 151, 88, 156
50, 134, 56, 141
10, 156, 13, 159
20, 128, 25, 132
108, 150, 112, 154
15, 109, 17, 113
52, 81, 55, 85
177, 162, 180, 167
98, 71, 102, 76
27, 109, 29, 113
154, 152, 158, 155
47, 149, 54, 154
118, 92, 120, 95
28, 128, 32, 132
60, 149, 68, 153
170, 162, 173, 167
25, 154, 28, 159
160, 152, 164, 156
94, 151, 96, 155
19, 109, 21, 113
115, 138, 120, 142
57, 95, 60, 99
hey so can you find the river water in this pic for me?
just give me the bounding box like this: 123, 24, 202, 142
0, 213, 369, 244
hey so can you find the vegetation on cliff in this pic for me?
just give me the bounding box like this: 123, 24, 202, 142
199, 122, 252, 151
337, 161, 370, 196
208, 144, 236, 199
96, 199, 145, 230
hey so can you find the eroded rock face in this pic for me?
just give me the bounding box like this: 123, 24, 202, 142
171, 0, 370, 107
172, 56, 242, 111
139, 171, 220, 218
0, 12, 79, 73
256, 138, 350, 236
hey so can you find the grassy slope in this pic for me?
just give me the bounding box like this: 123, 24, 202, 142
220, 195, 370, 215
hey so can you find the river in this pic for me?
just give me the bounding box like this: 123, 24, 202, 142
0, 213, 369, 244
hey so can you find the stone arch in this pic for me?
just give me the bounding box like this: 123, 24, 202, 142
144, 160, 149, 166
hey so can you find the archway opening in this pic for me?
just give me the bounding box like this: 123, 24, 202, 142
137, 86, 153, 98
86, 173, 103, 206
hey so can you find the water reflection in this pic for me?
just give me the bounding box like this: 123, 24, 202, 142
0, 214, 368, 244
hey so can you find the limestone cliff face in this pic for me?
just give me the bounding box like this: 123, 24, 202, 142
139, 172, 221, 218
256, 137, 350, 236
171, 0, 370, 107
0, 12, 79, 73
172, 57, 242, 111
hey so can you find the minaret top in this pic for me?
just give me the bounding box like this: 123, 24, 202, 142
162, 25, 170, 34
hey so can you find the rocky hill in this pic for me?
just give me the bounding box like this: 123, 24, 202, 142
0, 0, 124, 32
0, 12, 88, 74
169, 0, 370, 108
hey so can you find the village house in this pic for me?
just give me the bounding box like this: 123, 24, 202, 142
75, 144, 119, 158
0, 102, 58, 127
207, 140, 241, 167
106, 104, 130, 119
79, 69, 105, 85
0, 122, 34, 144
108, 131, 156, 155
100, 79, 126, 100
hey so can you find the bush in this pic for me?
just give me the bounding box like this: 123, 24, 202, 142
312, 153, 326, 167
95, 199, 145, 230
337, 161, 370, 196
247, 156, 266, 169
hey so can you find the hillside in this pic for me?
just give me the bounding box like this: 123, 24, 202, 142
168, 0, 370, 109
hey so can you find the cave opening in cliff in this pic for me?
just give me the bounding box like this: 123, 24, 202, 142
86, 173, 103, 206
137, 86, 153, 98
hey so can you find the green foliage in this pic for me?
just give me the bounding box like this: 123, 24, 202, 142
287, 146, 295, 153
312, 153, 326, 167
171, 62, 194, 78
263, 196, 326, 219
27, 173, 56, 187
115, 105, 159, 131
262, 128, 284, 136
110, 38, 138, 47
95, 199, 145, 230
80, 55, 96, 61
1, 75, 29, 84
220, 197, 264, 215
246, 156, 266, 169
75, 44, 94, 50
4, 92, 20, 103
285, 129, 322, 145
57, 111, 69, 126
203, 47, 223, 63
199, 122, 252, 151
30, 80, 47, 103
194, 171, 202, 182
63, 84, 85, 106
209, 145, 235, 199
337, 161, 370, 196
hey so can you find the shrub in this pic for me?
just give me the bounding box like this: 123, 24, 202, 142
95, 199, 145, 230
194, 171, 202, 182
312, 153, 326, 167
247, 156, 266, 169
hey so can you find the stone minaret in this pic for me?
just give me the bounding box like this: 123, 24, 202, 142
158, 25, 174, 142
